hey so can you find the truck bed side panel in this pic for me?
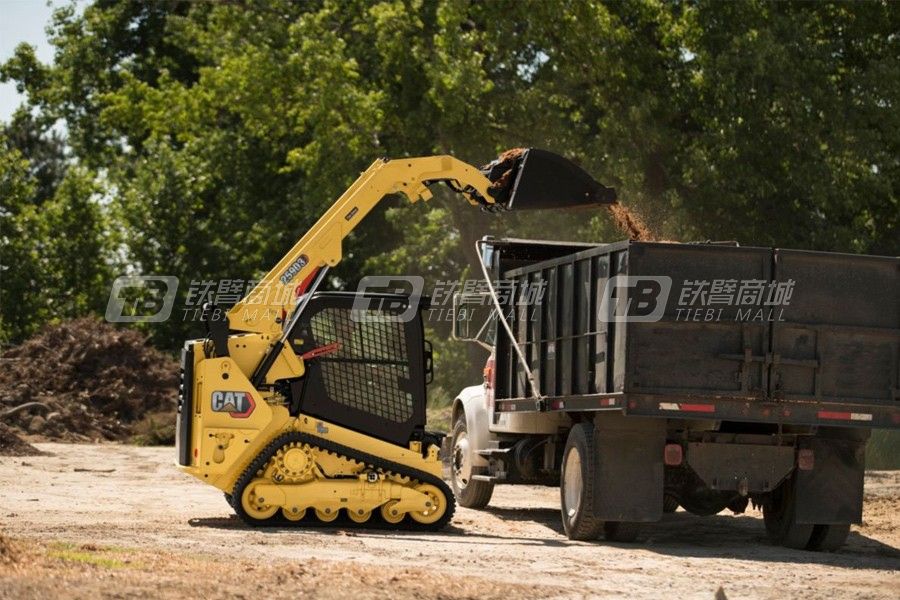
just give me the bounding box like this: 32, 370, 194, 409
772, 250, 900, 405
627, 244, 772, 397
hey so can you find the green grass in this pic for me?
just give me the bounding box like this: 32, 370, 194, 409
867, 429, 900, 470
48, 542, 134, 569
130, 414, 176, 446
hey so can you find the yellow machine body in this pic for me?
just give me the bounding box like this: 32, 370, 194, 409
177, 154, 500, 528
175, 150, 613, 528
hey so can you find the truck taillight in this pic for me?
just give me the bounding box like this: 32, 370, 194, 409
664, 444, 683, 466
798, 448, 815, 471
483, 355, 495, 410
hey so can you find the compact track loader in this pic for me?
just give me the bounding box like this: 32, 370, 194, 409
176, 149, 614, 529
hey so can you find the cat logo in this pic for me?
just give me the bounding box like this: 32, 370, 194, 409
211, 391, 255, 418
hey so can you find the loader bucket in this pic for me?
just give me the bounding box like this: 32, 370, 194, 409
481, 148, 617, 210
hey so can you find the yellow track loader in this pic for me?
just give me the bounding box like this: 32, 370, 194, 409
175, 148, 615, 529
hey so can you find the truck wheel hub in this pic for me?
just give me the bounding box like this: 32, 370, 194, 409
453, 433, 472, 486
563, 449, 583, 517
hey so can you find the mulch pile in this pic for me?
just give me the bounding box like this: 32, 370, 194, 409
0, 533, 20, 565
0, 422, 44, 456
0, 534, 19, 565
0, 318, 178, 446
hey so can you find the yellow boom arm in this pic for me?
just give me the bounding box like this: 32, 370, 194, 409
227, 155, 495, 335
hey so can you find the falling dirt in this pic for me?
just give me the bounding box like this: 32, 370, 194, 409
607, 201, 655, 241
0, 318, 178, 443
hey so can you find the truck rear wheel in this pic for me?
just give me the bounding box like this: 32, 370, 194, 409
663, 494, 679, 513
450, 416, 494, 508
561, 423, 604, 540
763, 477, 813, 549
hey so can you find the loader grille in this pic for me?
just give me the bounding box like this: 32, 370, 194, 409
309, 307, 413, 423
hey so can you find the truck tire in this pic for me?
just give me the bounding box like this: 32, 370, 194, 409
807, 523, 850, 552
663, 494, 679, 513
561, 423, 604, 540
449, 416, 494, 508
763, 477, 814, 549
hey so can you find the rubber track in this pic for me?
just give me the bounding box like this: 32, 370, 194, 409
230, 431, 455, 531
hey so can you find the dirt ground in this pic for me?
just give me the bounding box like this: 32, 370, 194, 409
0, 444, 898, 599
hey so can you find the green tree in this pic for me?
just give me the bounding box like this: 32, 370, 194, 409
0, 124, 112, 342
2, 0, 896, 396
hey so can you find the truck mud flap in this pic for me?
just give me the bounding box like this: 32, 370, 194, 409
591, 416, 665, 522
794, 435, 866, 525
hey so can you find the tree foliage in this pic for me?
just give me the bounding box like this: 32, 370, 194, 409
1, 0, 897, 394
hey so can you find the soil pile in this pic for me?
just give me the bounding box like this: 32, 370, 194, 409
0, 534, 20, 565
0, 319, 178, 442
0, 422, 43, 456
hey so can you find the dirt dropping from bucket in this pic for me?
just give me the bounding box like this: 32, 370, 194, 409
606, 202, 654, 241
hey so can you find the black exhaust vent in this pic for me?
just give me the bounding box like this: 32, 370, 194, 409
176, 344, 195, 466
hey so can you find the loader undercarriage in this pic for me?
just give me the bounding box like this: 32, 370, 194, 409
229, 431, 455, 530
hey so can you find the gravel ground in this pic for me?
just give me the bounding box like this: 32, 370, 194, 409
0, 444, 898, 599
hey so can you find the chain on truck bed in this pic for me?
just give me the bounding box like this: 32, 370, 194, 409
229, 432, 455, 531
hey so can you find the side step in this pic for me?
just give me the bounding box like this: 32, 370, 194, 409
471, 474, 501, 483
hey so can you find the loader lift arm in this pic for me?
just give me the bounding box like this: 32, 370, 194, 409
205, 149, 614, 389
227, 155, 497, 338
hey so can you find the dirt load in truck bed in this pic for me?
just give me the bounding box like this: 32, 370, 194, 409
0, 444, 897, 599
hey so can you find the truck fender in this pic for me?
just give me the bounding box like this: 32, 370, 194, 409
450, 385, 491, 469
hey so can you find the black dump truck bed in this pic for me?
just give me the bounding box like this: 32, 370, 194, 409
490, 239, 900, 430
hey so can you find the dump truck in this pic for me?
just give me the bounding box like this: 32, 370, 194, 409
449, 237, 899, 550
175, 149, 616, 529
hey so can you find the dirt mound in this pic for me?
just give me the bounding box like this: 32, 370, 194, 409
0, 422, 44, 456
0, 318, 178, 442
0, 533, 20, 565
607, 202, 654, 241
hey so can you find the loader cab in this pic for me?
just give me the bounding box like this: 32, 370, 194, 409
285, 291, 433, 447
